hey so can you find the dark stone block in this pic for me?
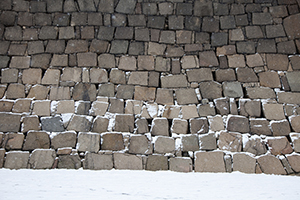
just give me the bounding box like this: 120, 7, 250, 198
202, 17, 219, 32
97, 26, 115, 41
211, 32, 228, 47
41, 116, 65, 132
185, 16, 201, 31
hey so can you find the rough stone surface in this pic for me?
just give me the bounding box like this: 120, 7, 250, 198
23, 131, 50, 151
195, 151, 226, 173
76, 132, 100, 153
4, 151, 30, 169
83, 153, 113, 170
257, 155, 287, 175
233, 153, 256, 174
28, 149, 56, 169
218, 131, 242, 152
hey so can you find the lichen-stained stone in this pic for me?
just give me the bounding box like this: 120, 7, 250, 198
146, 154, 168, 171
175, 89, 198, 105
41, 116, 64, 132
171, 118, 188, 134
2, 133, 24, 150
199, 51, 219, 67
169, 157, 192, 173
116, 85, 134, 100
199, 81, 223, 100
129, 134, 152, 155
128, 71, 148, 86
114, 114, 134, 133
266, 54, 289, 71
218, 131, 242, 152
83, 153, 113, 170
28, 149, 56, 169
270, 119, 291, 136
286, 71, 300, 92
161, 75, 188, 88
21, 115, 41, 133
267, 136, 293, 155
239, 99, 261, 117
186, 68, 213, 83
289, 115, 300, 132
162, 105, 180, 119
223, 82, 243, 98
259, 71, 281, 88
49, 87, 70, 100
245, 87, 276, 99
4, 151, 29, 169
199, 132, 217, 151
101, 132, 124, 151
67, 115, 92, 132
257, 154, 287, 175
90, 68, 108, 84
262, 103, 285, 120
50, 131, 77, 149
190, 117, 209, 134
23, 131, 50, 151
194, 151, 226, 173
181, 134, 199, 152
76, 132, 100, 153
72, 83, 97, 101
286, 154, 300, 173
0, 112, 21, 132
207, 115, 224, 132
232, 153, 256, 174
92, 116, 109, 134
243, 135, 267, 156
32, 100, 51, 116
155, 89, 174, 105
150, 118, 169, 136
6, 84, 25, 99
181, 105, 199, 120
154, 136, 175, 154
227, 115, 249, 133
58, 154, 81, 169
134, 86, 156, 101
283, 13, 300, 40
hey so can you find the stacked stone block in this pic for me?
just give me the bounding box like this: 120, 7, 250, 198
0, 0, 300, 175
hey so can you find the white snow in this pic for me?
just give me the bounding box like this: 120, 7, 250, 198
0, 169, 299, 200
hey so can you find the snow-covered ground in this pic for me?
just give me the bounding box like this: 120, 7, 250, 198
1, 169, 299, 200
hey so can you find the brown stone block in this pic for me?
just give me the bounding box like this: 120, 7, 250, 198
101, 132, 124, 151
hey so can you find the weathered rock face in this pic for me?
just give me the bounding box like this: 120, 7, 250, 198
194, 151, 226, 173
1, 0, 300, 175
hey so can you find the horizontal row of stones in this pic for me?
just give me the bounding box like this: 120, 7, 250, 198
1, 147, 300, 175
1, 26, 300, 55
1, 98, 300, 135
1, 128, 300, 156
1, 0, 299, 15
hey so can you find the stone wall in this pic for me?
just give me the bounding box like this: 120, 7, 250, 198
0, 0, 300, 175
